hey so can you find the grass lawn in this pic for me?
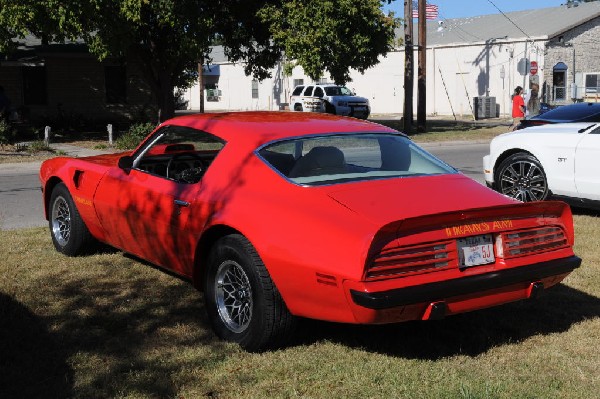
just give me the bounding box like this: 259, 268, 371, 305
1, 213, 599, 399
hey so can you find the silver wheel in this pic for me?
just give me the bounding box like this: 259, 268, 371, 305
498, 154, 548, 202
215, 260, 253, 333
51, 195, 71, 247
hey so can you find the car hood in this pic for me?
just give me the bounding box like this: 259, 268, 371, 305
329, 95, 369, 103
324, 173, 514, 226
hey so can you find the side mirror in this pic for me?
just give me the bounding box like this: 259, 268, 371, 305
118, 155, 134, 170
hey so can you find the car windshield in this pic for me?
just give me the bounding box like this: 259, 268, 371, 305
258, 134, 456, 186
324, 86, 353, 96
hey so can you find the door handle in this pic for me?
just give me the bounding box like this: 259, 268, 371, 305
174, 199, 190, 207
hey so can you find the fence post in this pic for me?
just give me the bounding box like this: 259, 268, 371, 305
44, 126, 51, 145
107, 124, 113, 145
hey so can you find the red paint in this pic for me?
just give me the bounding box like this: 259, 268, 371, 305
39, 112, 579, 325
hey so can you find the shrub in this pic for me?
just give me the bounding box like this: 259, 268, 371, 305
27, 140, 52, 153
115, 122, 155, 150
0, 119, 17, 145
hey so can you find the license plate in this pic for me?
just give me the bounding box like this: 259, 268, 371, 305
457, 234, 495, 267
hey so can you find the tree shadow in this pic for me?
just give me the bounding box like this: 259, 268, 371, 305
291, 284, 600, 359
0, 292, 73, 398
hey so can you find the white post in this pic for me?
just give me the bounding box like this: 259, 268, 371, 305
107, 124, 113, 145
44, 126, 51, 145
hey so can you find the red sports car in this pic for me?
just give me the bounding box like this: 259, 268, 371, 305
40, 112, 581, 351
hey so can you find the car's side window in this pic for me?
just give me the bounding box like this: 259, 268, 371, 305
133, 126, 225, 184
304, 86, 314, 96
314, 87, 324, 98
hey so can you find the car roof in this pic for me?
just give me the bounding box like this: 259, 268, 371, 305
163, 111, 396, 146
531, 102, 600, 121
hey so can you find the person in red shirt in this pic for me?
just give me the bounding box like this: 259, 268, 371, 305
510, 86, 525, 131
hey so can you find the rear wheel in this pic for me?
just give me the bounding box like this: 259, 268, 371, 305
49, 183, 95, 255
203, 234, 296, 352
496, 153, 549, 202
293, 104, 303, 112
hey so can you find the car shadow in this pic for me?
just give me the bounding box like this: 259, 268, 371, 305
0, 292, 73, 398
290, 284, 600, 359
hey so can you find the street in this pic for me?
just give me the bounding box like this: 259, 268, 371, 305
0, 142, 489, 230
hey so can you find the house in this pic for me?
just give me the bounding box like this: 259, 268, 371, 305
182, 1, 600, 117
0, 35, 155, 125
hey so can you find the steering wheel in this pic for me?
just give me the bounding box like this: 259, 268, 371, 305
166, 153, 205, 183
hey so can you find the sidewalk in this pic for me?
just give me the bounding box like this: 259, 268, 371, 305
0, 143, 116, 173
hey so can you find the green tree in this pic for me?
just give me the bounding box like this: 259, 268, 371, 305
0, 0, 398, 121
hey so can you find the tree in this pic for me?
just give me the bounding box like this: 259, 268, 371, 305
0, 0, 398, 121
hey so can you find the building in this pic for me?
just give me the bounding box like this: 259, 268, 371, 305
0, 36, 154, 125
182, 1, 600, 117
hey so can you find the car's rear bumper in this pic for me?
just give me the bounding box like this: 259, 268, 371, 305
346, 255, 581, 322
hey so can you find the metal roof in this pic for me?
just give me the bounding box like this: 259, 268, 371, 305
416, 1, 600, 47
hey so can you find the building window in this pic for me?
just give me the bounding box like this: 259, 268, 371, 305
105, 65, 127, 104
585, 73, 600, 95
252, 80, 259, 99
205, 83, 221, 102
22, 66, 47, 105
317, 78, 328, 84
293, 79, 304, 87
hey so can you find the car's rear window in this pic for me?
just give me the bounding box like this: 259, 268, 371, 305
292, 86, 304, 96
258, 134, 455, 186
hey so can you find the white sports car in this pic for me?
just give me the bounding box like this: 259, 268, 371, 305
483, 123, 600, 209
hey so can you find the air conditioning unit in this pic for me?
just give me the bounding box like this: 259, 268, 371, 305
473, 96, 497, 120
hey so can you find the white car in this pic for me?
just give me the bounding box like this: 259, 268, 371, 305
290, 84, 370, 119
483, 123, 600, 209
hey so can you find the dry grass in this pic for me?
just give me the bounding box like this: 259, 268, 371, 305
1, 213, 599, 399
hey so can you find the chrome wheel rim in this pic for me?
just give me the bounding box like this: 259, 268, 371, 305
499, 160, 547, 202
51, 195, 71, 246
215, 260, 253, 333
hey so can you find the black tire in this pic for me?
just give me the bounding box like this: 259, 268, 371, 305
495, 153, 549, 202
293, 104, 303, 112
203, 234, 296, 352
324, 101, 336, 115
48, 183, 95, 256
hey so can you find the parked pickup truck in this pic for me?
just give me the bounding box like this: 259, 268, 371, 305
290, 84, 370, 119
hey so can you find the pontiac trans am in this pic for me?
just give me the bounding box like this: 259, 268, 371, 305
40, 112, 581, 351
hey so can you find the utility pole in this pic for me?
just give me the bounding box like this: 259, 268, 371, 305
199, 59, 205, 113
403, 0, 414, 134
417, 0, 427, 132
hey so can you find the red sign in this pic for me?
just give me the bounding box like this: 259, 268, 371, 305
530, 61, 538, 75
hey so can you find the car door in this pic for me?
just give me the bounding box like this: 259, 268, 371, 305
94, 125, 224, 276
575, 126, 600, 200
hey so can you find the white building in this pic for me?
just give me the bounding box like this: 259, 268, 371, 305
181, 2, 600, 118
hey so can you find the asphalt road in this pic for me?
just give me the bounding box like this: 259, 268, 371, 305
0, 142, 489, 230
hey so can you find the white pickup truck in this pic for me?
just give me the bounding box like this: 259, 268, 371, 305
290, 84, 370, 119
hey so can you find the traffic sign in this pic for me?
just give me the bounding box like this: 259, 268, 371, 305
530, 61, 538, 75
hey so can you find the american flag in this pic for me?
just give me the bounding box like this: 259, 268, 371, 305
412, 1, 439, 20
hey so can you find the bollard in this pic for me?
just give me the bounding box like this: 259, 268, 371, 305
107, 124, 113, 145
44, 126, 51, 145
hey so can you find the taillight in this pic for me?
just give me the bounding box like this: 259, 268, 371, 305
496, 226, 568, 258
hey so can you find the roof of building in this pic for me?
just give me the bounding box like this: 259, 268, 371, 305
422, 1, 600, 47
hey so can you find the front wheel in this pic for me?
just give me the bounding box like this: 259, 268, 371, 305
49, 183, 95, 255
203, 234, 296, 352
496, 153, 549, 202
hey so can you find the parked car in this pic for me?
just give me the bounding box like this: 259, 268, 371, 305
290, 84, 370, 119
40, 112, 580, 351
518, 102, 600, 129
484, 122, 600, 209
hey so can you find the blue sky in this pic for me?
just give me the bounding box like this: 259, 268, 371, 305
383, 0, 567, 19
